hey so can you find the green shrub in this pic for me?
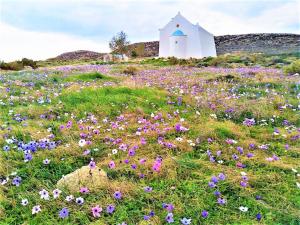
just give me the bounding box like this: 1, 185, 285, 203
283, 60, 300, 74
0, 58, 37, 71
0, 61, 24, 70
21, 58, 38, 69
168, 57, 179, 65
131, 50, 138, 58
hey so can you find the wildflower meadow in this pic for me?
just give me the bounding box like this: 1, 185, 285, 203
0, 58, 299, 224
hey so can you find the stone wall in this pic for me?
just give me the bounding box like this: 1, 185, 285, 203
129, 33, 299, 57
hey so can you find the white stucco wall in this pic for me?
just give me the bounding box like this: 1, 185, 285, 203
169, 35, 187, 58
159, 13, 217, 59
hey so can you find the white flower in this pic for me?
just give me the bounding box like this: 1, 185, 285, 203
21, 198, 28, 206
43, 158, 51, 165
180, 217, 192, 224
65, 195, 74, 202
239, 206, 248, 212
10, 172, 17, 176
240, 172, 247, 176
180, 118, 185, 122
1, 177, 9, 185
78, 139, 86, 147
292, 168, 298, 173
176, 137, 183, 142
296, 182, 300, 189
32, 205, 41, 214
52, 189, 62, 199
6, 139, 13, 144
210, 113, 217, 119
76, 197, 84, 205
39, 189, 49, 200
112, 149, 118, 154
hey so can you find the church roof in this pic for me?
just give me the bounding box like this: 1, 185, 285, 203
172, 29, 185, 36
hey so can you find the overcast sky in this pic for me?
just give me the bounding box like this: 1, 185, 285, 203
0, 0, 299, 61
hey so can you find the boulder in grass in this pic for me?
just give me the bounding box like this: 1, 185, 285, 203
57, 166, 108, 193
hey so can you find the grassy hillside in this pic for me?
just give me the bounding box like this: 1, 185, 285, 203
0, 58, 299, 224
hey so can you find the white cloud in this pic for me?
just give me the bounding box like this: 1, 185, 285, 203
0, 22, 109, 62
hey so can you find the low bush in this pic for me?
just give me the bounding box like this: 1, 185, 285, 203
283, 60, 300, 75
122, 66, 138, 75
0, 58, 37, 71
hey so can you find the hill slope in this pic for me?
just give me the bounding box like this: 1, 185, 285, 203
128, 33, 300, 57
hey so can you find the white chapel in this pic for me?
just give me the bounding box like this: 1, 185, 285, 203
159, 12, 217, 59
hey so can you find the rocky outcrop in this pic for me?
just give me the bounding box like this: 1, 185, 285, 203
128, 33, 299, 57
214, 33, 300, 55
56, 166, 108, 193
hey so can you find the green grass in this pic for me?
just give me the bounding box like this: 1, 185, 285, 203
0, 59, 299, 225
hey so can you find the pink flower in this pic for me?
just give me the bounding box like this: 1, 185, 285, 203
91, 205, 102, 218
152, 160, 162, 172
109, 161, 115, 169
80, 187, 89, 194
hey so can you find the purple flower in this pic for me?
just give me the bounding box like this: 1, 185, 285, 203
59, 207, 69, 219
240, 181, 248, 187
12, 176, 22, 186
218, 173, 226, 181
89, 159, 96, 169
232, 154, 239, 160
255, 195, 262, 200
214, 190, 221, 196
163, 203, 174, 212
211, 176, 219, 183
237, 146, 244, 154
106, 204, 115, 214
243, 118, 255, 126
256, 213, 262, 221
246, 153, 254, 158
165, 213, 174, 223
208, 181, 216, 188
144, 186, 153, 192
217, 198, 226, 205
149, 211, 155, 217
131, 164, 137, 170
143, 215, 150, 220
201, 210, 208, 218
113, 191, 122, 200
249, 143, 256, 149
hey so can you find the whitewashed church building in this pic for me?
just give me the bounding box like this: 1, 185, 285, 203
159, 12, 217, 59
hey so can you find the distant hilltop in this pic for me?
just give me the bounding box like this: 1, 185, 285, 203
128, 33, 300, 57
48, 50, 105, 61
47, 33, 299, 62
